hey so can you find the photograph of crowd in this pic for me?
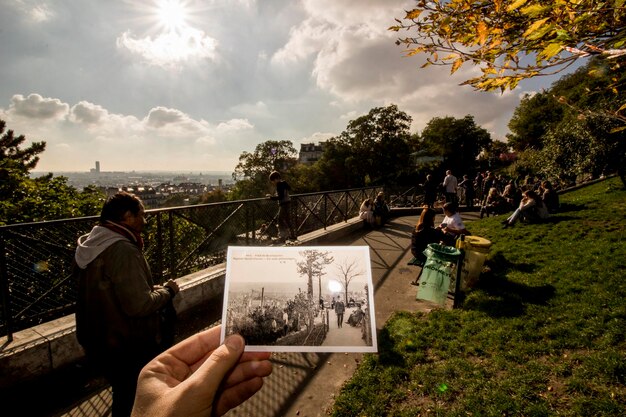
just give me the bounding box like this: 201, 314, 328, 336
221, 246, 377, 352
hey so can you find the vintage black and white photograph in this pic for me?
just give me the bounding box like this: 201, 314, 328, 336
221, 246, 377, 352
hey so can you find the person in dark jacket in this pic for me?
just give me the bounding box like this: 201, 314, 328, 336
268, 171, 297, 242
74, 192, 179, 417
411, 206, 445, 266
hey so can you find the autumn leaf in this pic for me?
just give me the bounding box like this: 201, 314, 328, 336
477, 21, 488, 45
451, 58, 464, 74
406, 9, 423, 20
506, 0, 528, 12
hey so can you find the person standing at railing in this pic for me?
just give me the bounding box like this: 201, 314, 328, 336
267, 171, 297, 243
73, 191, 180, 417
442, 170, 458, 204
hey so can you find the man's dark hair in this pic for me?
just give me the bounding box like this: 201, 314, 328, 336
100, 192, 143, 223
269, 171, 281, 181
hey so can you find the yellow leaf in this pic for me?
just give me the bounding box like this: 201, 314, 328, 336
523, 17, 550, 38
610, 126, 626, 133
406, 9, 422, 20
539, 43, 563, 60
618, 102, 626, 112
521, 4, 550, 17
616, 0, 626, 9
451, 59, 463, 74
506, 0, 528, 12
442, 53, 459, 61
477, 21, 488, 45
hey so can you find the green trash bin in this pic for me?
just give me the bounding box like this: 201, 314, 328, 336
416, 243, 461, 306
457, 236, 492, 290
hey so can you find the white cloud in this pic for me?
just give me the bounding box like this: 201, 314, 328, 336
70, 101, 108, 124
9, 94, 69, 120
216, 119, 254, 132
117, 26, 219, 67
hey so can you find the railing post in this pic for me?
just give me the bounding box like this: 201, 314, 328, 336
345, 190, 348, 222
323, 193, 328, 230
0, 232, 13, 341
168, 212, 176, 278
156, 212, 164, 282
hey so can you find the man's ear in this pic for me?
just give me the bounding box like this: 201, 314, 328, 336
120, 210, 133, 225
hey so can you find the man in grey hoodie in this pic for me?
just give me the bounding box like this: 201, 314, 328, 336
74, 191, 179, 417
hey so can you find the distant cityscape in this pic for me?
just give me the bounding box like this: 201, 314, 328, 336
31, 161, 237, 208
30, 143, 325, 209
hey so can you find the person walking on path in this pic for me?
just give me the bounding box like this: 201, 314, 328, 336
268, 171, 297, 243
443, 170, 458, 204
422, 174, 438, 208
334, 297, 345, 328
74, 191, 179, 417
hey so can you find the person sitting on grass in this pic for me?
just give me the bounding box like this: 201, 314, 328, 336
410, 206, 445, 266
438, 202, 471, 246
541, 180, 560, 214
480, 187, 508, 218
502, 189, 549, 228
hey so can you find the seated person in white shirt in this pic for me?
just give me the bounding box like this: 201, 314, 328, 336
438, 202, 470, 245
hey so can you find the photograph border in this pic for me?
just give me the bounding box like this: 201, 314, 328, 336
220, 245, 377, 353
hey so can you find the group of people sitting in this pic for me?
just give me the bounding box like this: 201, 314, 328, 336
410, 178, 560, 264
410, 202, 470, 266
359, 192, 390, 228
480, 180, 559, 224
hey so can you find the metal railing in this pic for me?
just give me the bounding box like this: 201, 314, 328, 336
0, 187, 384, 339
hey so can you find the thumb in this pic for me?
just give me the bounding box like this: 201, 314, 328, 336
182, 335, 245, 405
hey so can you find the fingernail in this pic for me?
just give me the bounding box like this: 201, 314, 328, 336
225, 335, 244, 351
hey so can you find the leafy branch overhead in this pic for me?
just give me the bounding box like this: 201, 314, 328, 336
391, 0, 626, 92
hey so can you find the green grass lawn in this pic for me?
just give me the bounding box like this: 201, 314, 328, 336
331, 177, 626, 417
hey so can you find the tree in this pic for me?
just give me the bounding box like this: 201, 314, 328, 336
0, 120, 105, 225
506, 57, 626, 185
297, 250, 334, 300
335, 258, 364, 306
230, 140, 298, 200
507, 91, 564, 151
296, 250, 334, 329
391, 0, 626, 106
318, 104, 413, 188
418, 115, 492, 176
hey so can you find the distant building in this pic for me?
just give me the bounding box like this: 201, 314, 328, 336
299, 142, 325, 165
89, 161, 100, 174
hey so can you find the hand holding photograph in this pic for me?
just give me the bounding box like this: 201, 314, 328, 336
221, 246, 377, 352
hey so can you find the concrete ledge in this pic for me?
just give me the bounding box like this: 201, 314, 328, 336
0, 217, 366, 389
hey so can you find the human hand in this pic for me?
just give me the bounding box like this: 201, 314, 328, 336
163, 279, 179, 295
132, 325, 272, 417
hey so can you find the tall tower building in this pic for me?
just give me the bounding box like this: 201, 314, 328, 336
95, 161, 100, 173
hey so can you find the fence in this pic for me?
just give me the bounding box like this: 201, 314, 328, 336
0, 186, 384, 339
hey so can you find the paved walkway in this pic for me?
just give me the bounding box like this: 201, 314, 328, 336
50, 210, 480, 417
226, 210, 480, 417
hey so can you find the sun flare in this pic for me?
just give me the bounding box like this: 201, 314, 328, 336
156, 0, 189, 31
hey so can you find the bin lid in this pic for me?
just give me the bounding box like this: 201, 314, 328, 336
461, 236, 492, 253
424, 243, 461, 262
464, 236, 492, 247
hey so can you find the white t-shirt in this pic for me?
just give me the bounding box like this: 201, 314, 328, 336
441, 213, 465, 231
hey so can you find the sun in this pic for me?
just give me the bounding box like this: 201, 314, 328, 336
156, 0, 189, 31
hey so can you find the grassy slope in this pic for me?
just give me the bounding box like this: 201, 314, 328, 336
331, 177, 626, 417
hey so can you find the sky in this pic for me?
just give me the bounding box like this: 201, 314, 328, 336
0, 0, 565, 173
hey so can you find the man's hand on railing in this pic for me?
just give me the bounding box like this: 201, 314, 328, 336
164, 279, 180, 298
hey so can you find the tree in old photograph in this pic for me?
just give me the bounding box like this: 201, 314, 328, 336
296, 250, 334, 328
335, 258, 364, 306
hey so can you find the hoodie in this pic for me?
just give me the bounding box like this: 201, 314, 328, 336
75, 225, 127, 269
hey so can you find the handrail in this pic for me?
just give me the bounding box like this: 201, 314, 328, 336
0, 186, 386, 339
